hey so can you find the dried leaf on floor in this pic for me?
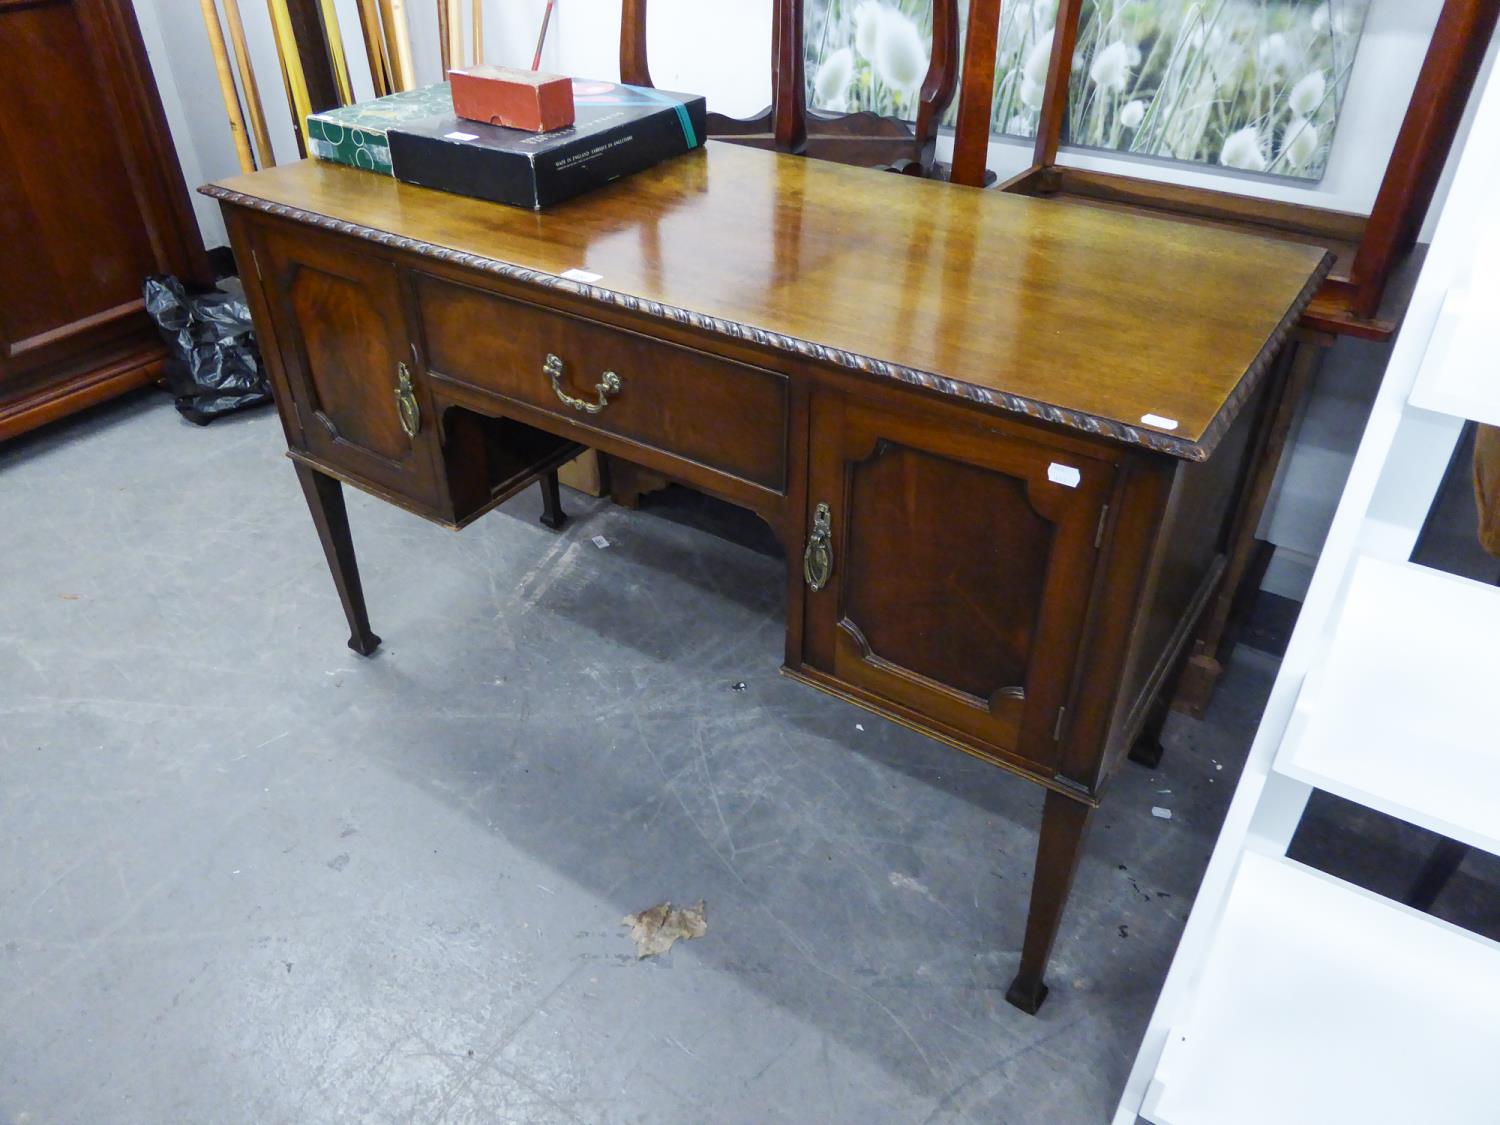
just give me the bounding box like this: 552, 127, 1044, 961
622, 900, 707, 958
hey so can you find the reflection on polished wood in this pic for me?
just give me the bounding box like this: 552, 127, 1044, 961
208, 141, 1325, 1016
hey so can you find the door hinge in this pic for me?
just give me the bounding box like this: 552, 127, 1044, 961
1094, 504, 1110, 549
1053, 705, 1069, 742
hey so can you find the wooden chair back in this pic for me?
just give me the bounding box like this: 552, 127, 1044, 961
1010, 0, 1500, 327
203, 0, 417, 167
620, 0, 1007, 187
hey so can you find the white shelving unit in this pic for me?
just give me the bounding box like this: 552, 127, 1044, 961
1278, 556, 1500, 857
1144, 850, 1500, 1125
1114, 44, 1500, 1125
1409, 289, 1500, 428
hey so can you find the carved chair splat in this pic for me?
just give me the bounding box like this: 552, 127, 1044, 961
620, 0, 979, 179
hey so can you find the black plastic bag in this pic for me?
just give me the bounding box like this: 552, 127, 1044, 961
143, 275, 271, 425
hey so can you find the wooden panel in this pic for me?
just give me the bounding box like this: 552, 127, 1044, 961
841, 441, 1052, 705
256, 224, 445, 507
804, 393, 1115, 772
0, 0, 158, 363
205, 148, 1329, 459
291, 266, 410, 461
415, 274, 789, 493
0, 0, 207, 439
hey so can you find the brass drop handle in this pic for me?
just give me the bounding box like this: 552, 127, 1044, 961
543, 352, 621, 414
803, 502, 833, 591
395, 360, 421, 439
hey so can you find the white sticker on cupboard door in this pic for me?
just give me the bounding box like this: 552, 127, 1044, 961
1048, 463, 1082, 488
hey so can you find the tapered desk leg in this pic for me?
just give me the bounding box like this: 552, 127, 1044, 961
294, 462, 382, 657
1006, 788, 1094, 1014
538, 469, 567, 529
1128, 693, 1170, 769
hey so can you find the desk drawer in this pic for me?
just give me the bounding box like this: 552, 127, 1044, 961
415, 275, 788, 493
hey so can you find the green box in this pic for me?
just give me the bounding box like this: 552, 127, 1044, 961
305, 84, 453, 175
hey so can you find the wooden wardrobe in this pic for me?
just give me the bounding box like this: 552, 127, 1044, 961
0, 0, 210, 441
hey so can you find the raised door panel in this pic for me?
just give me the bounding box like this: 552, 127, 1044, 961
256, 225, 445, 508
841, 441, 1053, 708
803, 395, 1114, 774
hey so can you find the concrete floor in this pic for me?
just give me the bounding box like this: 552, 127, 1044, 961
0, 391, 1471, 1122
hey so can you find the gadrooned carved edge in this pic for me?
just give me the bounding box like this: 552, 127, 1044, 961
204, 185, 1335, 463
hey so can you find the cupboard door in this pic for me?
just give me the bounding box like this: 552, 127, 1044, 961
802, 395, 1114, 772
256, 225, 445, 508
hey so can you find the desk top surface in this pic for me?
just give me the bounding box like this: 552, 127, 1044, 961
207, 143, 1330, 460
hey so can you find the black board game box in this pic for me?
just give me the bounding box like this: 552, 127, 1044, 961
387, 79, 706, 210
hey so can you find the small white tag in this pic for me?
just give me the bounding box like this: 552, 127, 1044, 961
1151, 806, 1173, 820
1141, 413, 1179, 430
591, 535, 610, 549
561, 268, 602, 283
443, 131, 479, 141
1047, 462, 1081, 488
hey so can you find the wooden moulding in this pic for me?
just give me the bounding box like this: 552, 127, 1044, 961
0, 345, 165, 443
202, 184, 1332, 463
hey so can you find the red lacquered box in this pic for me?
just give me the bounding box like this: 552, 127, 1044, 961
450, 65, 575, 133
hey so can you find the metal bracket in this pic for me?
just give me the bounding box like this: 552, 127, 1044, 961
803, 502, 833, 591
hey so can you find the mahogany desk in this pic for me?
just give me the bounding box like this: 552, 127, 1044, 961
205, 143, 1327, 1012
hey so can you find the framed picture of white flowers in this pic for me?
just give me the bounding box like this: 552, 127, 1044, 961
806, 0, 938, 121
806, 0, 1372, 182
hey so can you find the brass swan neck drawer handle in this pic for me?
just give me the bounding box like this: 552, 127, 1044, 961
395, 361, 421, 438
803, 502, 833, 591
543, 353, 622, 414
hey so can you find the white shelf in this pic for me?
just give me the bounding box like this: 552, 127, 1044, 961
1115, 53, 1500, 1125
1275, 554, 1500, 857
1144, 850, 1500, 1125
1408, 287, 1500, 427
